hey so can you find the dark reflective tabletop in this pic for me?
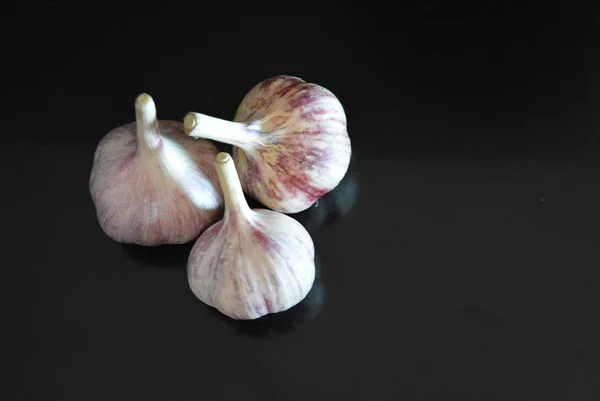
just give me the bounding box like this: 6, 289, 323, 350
4, 6, 600, 400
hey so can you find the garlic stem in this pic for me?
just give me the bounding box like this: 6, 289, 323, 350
215, 152, 252, 219
135, 93, 162, 151
184, 112, 259, 149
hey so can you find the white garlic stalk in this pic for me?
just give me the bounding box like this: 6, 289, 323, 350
187, 152, 315, 320
89, 94, 223, 246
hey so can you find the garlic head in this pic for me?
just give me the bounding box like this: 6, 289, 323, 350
187, 152, 315, 320
89, 94, 223, 246
184, 75, 351, 214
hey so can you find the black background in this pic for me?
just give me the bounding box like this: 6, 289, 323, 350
3, 2, 600, 400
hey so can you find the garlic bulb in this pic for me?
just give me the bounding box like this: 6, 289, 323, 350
187, 152, 315, 320
89, 93, 223, 246
183, 75, 351, 214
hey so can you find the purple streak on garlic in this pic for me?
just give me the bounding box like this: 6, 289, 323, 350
183, 75, 351, 214
89, 94, 223, 246
187, 152, 315, 320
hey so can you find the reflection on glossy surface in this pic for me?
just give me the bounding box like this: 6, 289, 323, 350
121, 242, 194, 269
214, 149, 357, 231
120, 165, 357, 267
292, 171, 358, 232
120, 154, 356, 268
118, 154, 349, 332
121, 236, 325, 337
209, 253, 325, 337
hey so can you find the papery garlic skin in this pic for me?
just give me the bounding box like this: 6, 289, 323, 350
90, 94, 223, 246
188, 210, 315, 320
184, 75, 351, 214
188, 153, 315, 320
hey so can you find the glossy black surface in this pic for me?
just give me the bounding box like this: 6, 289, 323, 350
4, 5, 600, 400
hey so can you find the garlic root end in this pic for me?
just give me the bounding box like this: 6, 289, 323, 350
183, 112, 197, 135
182, 112, 255, 148
134, 93, 162, 151
135, 93, 156, 120
215, 152, 230, 164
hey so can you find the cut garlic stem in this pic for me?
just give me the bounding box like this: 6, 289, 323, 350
184, 112, 259, 148
135, 93, 162, 151
215, 152, 251, 220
